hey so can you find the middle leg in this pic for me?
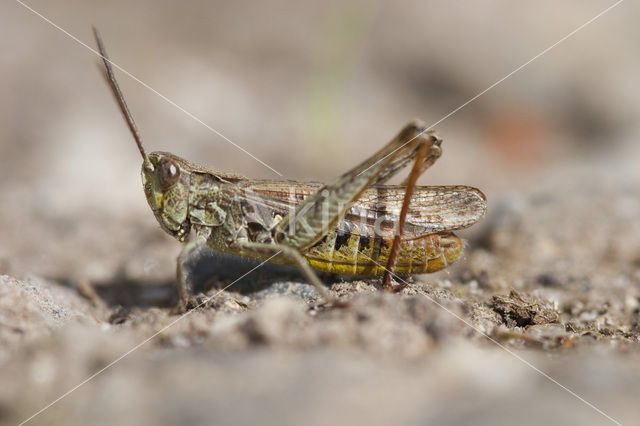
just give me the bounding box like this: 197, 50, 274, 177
236, 240, 337, 304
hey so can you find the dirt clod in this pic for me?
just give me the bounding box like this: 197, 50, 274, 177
491, 289, 560, 327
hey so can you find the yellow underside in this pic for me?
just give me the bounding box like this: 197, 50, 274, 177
303, 232, 463, 276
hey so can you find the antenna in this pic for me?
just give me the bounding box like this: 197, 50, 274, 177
93, 27, 151, 169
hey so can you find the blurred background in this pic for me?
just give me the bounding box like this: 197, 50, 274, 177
1, 0, 638, 284
2, 2, 640, 425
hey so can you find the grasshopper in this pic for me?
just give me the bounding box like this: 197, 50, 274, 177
94, 29, 486, 310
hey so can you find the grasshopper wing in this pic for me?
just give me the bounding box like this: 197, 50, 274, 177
237, 181, 486, 240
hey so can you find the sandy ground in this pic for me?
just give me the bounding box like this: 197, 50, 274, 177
1, 152, 639, 425
2, 1, 640, 425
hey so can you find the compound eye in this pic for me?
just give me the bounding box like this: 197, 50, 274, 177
158, 158, 180, 189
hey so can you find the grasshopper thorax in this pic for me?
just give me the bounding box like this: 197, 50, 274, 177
142, 152, 192, 241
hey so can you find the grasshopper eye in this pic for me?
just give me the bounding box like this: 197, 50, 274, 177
158, 158, 180, 189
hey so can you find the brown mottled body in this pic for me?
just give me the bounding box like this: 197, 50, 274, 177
231, 181, 483, 275
142, 150, 484, 283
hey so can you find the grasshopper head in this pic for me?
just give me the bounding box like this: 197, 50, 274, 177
142, 152, 192, 241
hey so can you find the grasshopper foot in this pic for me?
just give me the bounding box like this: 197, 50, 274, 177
382, 280, 408, 293
171, 301, 188, 315
171, 294, 209, 314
